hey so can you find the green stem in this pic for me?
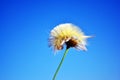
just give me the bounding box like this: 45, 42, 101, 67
52, 48, 69, 80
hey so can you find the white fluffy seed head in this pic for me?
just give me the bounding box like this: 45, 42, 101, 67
49, 23, 91, 52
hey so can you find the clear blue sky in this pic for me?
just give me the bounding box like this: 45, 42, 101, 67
0, 0, 120, 80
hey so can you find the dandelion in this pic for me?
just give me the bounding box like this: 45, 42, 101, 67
49, 23, 91, 80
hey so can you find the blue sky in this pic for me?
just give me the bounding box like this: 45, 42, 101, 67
0, 0, 120, 80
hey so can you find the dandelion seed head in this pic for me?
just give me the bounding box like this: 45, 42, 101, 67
49, 23, 91, 52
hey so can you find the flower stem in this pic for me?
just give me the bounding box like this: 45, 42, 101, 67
52, 48, 69, 80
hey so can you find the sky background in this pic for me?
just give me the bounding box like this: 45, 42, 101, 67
0, 0, 120, 80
